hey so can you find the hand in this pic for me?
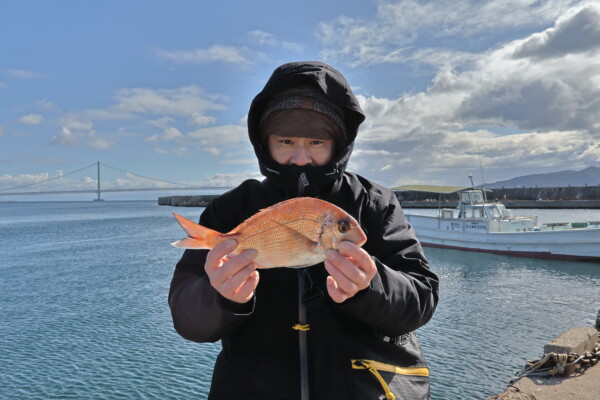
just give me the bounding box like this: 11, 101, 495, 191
204, 239, 259, 304
324, 241, 377, 303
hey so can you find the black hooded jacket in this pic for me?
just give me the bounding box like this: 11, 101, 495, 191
169, 61, 439, 400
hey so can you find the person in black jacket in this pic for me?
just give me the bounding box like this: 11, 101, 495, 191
169, 61, 439, 400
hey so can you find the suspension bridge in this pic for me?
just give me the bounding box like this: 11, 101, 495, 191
0, 162, 232, 201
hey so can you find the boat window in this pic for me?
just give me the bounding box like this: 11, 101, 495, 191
461, 192, 471, 204
468, 207, 484, 218
471, 192, 484, 204
488, 206, 501, 219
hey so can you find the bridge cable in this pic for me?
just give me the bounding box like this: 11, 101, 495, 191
0, 162, 98, 192
100, 162, 199, 188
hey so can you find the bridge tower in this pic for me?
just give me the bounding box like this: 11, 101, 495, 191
93, 161, 104, 201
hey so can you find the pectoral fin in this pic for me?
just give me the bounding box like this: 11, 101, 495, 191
268, 217, 320, 252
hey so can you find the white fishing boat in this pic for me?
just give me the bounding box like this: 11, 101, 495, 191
396, 185, 600, 261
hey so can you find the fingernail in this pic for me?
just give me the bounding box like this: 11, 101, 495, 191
247, 249, 258, 258
225, 239, 237, 249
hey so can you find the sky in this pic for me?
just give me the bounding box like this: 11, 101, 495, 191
1, 0, 600, 199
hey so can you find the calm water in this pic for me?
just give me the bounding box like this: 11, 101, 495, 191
1, 202, 599, 399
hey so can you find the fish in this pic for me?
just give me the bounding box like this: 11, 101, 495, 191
172, 197, 367, 269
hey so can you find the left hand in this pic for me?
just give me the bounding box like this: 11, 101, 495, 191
324, 241, 377, 303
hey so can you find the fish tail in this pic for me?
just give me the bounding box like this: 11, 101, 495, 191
171, 213, 222, 249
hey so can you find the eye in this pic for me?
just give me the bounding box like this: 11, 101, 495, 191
338, 220, 350, 233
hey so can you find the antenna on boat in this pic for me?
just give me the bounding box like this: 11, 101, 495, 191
476, 140, 487, 201
468, 173, 475, 188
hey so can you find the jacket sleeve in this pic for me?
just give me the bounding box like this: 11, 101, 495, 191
168, 187, 256, 343
336, 189, 439, 337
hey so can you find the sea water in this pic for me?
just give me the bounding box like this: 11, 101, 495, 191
1, 201, 599, 399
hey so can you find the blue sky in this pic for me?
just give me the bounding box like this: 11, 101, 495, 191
1, 0, 599, 198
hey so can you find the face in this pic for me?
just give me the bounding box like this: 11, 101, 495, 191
267, 135, 335, 166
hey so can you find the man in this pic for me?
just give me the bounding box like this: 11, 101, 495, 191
169, 61, 439, 400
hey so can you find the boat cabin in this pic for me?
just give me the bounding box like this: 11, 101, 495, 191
454, 189, 536, 232
456, 189, 509, 220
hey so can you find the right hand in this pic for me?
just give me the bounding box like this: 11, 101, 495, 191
204, 239, 259, 304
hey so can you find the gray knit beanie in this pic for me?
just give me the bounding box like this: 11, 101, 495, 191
259, 85, 346, 146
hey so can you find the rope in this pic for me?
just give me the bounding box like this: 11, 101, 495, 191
510, 344, 600, 384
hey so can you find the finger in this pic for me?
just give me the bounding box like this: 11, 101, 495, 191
231, 270, 260, 303
338, 242, 374, 273
205, 239, 237, 274
338, 242, 377, 284
326, 250, 366, 289
324, 259, 359, 296
326, 276, 348, 303
210, 248, 258, 288
220, 263, 256, 296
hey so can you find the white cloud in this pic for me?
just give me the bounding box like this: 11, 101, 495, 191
346, 3, 600, 185
202, 171, 262, 187
17, 114, 44, 125
318, 0, 583, 66
147, 117, 175, 129
154, 147, 188, 156
86, 132, 112, 150
49, 126, 112, 150
189, 112, 216, 126
7, 69, 46, 79
512, 4, 600, 59
247, 30, 304, 52
187, 124, 248, 155
146, 127, 185, 142
59, 113, 94, 131
155, 45, 251, 65
110, 86, 225, 118
51, 127, 80, 146
36, 99, 57, 111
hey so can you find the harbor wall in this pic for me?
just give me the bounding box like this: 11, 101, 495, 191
157, 194, 219, 207
158, 186, 600, 208
395, 185, 600, 209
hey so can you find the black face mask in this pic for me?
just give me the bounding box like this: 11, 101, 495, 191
258, 140, 353, 198
261, 163, 339, 198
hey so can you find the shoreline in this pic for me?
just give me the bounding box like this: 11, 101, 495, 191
488, 313, 600, 400
399, 199, 600, 209
157, 195, 600, 209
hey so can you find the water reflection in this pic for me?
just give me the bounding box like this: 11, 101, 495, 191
419, 247, 600, 399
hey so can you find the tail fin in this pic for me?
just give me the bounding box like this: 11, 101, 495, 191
171, 213, 222, 249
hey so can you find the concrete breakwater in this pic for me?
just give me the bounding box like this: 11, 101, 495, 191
395, 185, 600, 209
488, 312, 600, 400
158, 185, 600, 208
158, 194, 219, 207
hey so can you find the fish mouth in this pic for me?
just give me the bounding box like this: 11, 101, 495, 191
350, 224, 367, 247
355, 234, 367, 247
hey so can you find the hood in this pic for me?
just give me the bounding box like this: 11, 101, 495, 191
248, 61, 365, 197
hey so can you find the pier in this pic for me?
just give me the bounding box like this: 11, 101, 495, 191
158, 194, 220, 207
158, 186, 600, 208
395, 186, 600, 209
488, 313, 600, 400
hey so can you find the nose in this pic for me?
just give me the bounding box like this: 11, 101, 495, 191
290, 146, 312, 166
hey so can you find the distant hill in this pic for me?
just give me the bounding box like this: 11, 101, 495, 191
485, 166, 600, 188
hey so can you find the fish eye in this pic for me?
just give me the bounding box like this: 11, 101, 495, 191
338, 220, 350, 233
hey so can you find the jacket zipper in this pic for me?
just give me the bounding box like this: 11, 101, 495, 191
298, 172, 309, 196
351, 359, 429, 400
298, 269, 309, 400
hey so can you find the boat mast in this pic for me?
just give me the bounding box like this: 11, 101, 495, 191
476, 140, 487, 201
